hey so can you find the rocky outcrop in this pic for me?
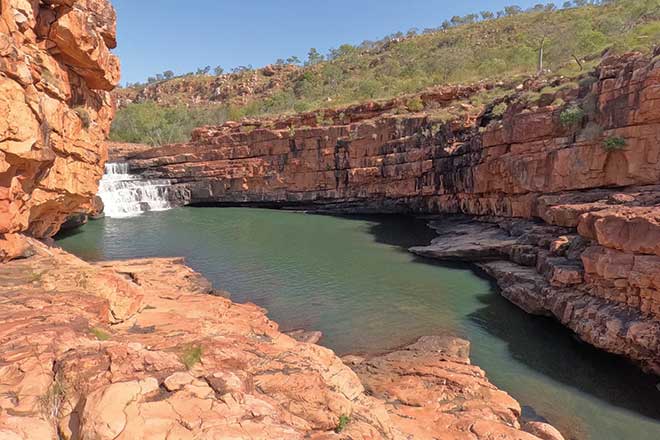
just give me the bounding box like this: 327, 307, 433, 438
116, 50, 660, 373
0, 0, 119, 260
410, 206, 660, 375
0, 236, 556, 439
113, 63, 300, 108
120, 51, 658, 213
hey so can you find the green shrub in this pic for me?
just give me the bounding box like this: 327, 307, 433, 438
491, 102, 508, 117
603, 136, 626, 151
110, 102, 229, 145
560, 106, 585, 127
181, 345, 203, 369
335, 415, 350, 433
406, 96, 425, 112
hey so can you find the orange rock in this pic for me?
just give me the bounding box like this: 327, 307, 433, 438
0, 0, 118, 257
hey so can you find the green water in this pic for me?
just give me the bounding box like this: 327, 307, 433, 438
56, 208, 660, 440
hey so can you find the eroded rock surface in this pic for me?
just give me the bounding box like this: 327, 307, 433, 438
0, 0, 119, 259
411, 199, 660, 374
0, 237, 551, 439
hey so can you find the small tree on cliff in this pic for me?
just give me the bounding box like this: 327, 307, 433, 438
306, 48, 324, 66
163, 70, 174, 79
286, 56, 301, 65
213, 66, 224, 76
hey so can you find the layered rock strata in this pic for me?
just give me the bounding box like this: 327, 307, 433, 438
116, 50, 660, 373
0, 0, 119, 260
0, 236, 557, 440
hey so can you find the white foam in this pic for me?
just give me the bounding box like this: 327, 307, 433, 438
98, 163, 175, 218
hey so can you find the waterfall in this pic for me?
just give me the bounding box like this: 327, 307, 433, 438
98, 162, 176, 218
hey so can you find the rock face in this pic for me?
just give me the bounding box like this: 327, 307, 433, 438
0, 0, 119, 260
0, 236, 553, 439
118, 50, 660, 373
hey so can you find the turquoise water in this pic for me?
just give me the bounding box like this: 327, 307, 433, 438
56, 208, 660, 440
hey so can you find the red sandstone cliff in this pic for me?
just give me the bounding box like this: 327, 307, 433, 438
118, 50, 660, 374
0, 0, 120, 260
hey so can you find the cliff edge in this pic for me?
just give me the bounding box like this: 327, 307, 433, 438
0, 0, 119, 260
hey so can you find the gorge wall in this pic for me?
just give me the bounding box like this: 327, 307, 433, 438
0, 0, 119, 260
119, 50, 660, 374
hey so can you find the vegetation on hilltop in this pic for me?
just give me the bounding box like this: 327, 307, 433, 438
111, 0, 660, 145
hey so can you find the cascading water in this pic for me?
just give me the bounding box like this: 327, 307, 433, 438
98, 162, 177, 218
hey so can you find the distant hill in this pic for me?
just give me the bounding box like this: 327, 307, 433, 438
111, 0, 660, 145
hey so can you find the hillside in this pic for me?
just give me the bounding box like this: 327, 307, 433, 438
110, 0, 660, 145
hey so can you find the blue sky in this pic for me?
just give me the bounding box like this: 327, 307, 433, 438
113, 0, 553, 85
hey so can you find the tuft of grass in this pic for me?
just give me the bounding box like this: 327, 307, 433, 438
603, 136, 627, 151
90, 327, 111, 341
73, 106, 91, 129
335, 415, 350, 433
180, 345, 203, 370
559, 105, 584, 127
39, 372, 66, 421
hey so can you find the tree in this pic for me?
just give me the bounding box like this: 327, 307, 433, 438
530, 3, 546, 12
306, 48, 324, 66
504, 5, 523, 15
545, 3, 557, 11
155, 73, 164, 81
328, 44, 356, 61
480, 11, 495, 20
286, 55, 301, 65
441, 20, 451, 30
573, 0, 588, 6
450, 15, 464, 26
528, 13, 554, 74
563, 1, 572, 7
406, 27, 419, 37
213, 66, 224, 75
196, 66, 211, 75
147, 76, 156, 83
275, 59, 286, 65
465, 13, 479, 23
163, 70, 174, 79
